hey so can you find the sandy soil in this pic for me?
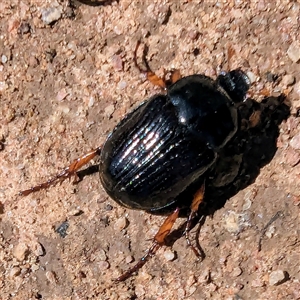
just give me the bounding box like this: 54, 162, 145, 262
0, 0, 299, 299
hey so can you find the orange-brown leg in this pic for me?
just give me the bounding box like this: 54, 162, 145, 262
170, 69, 182, 84
226, 44, 235, 71
19, 146, 102, 196
184, 183, 205, 258
116, 207, 180, 281
134, 41, 181, 89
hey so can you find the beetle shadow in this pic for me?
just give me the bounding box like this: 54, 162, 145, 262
203, 94, 290, 213
77, 165, 99, 180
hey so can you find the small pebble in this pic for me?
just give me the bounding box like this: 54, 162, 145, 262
68, 208, 83, 217
246, 71, 256, 84
45, 48, 57, 62
114, 216, 128, 231
41, 6, 62, 25
118, 80, 127, 90
18, 22, 31, 35
1, 55, 8, 64
289, 133, 300, 150
265, 225, 276, 239
5, 107, 15, 123
28, 56, 39, 68
97, 249, 107, 261
104, 104, 115, 118
13, 243, 29, 261
10, 267, 21, 277
125, 255, 134, 264
57, 124, 66, 133
61, 106, 70, 114
269, 270, 289, 286
186, 274, 197, 287
223, 210, 239, 233
287, 41, 300, 63
291, 100, 300, 115
98, 260, 110, 270
57, 89, 69, 101
32, 242, 45, 257
0, 81, 8, 91
111, 54, 123, 71
20, 266, 30, 276
242, 197, 252, 211
164, 249, 176, 261
77, 53, 85, 62
31, 264, 39, 272
294, 81, 300, 98
265, 72, 277, 82
198, 268, 211, 284
231, 266, 243, 277
251, 278, 265, 287
281, 74, 295, 87
88, 96, 95, 107
55, 221, 69, 238
46, 271, 57, 284
105, 204, 113, 211
284, 147, 300, 167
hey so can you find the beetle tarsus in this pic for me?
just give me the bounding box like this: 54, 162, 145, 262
115, 242, 160, 282
258, 211, 283, 252
183, 183, 205, 259
19, 147, 102, 196
170, 69, 182, 84
115, 207, 180, 281
19, 168, 73, 196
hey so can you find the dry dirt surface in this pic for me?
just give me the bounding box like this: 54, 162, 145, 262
0, 1, 300, 299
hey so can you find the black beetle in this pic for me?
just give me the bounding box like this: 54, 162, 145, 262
20, 43, 251, 281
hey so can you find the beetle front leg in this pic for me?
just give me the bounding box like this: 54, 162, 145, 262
19, 146, 102, 196
184, 183, 205, 258
134, 41, 181, 89
116, 207, 180, 281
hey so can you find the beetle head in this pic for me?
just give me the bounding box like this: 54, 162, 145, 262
216, 69, 251, 103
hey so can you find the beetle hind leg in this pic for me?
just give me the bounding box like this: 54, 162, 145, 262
183, 183, 205, 259
19, 146, 102, 196
116, 207, 180, 281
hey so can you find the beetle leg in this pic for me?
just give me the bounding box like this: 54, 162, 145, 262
116, 207, 180, 281
134, 41, 182, 88
184, 183, 205, 258
19, 147, 102, 196
170, 69, 182, 84
134, 41, 167, 89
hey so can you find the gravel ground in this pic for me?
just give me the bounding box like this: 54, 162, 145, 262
0, 1, 300, 299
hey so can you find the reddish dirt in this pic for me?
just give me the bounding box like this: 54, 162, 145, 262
0, 1, 299, 299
